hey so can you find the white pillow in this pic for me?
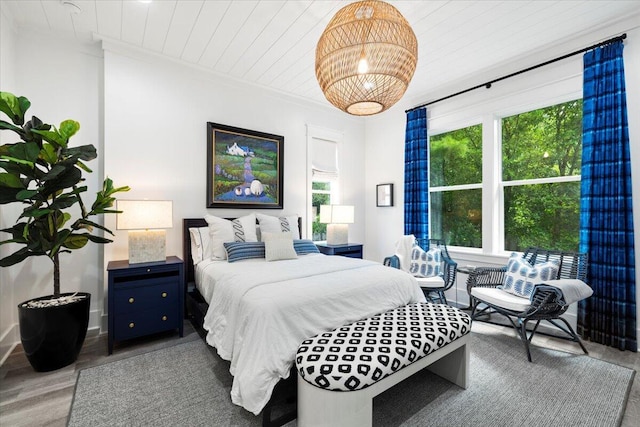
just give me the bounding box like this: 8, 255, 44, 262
256, 213, 300, 240
204, 213, 258, 259
409, 246, 442, 278
188, 227, 212, 265
262, 232, 297, 261
502, 253, 560, 298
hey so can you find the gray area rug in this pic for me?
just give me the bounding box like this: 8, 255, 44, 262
68, 332, 634, 427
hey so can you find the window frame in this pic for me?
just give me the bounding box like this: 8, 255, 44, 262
428, 88, 583, 256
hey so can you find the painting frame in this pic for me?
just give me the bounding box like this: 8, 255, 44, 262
207, 122, 284, 209
376, 183, 394, 207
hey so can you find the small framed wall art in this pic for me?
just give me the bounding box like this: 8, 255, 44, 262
206, 122, 284, 209
376, 183, 394, 207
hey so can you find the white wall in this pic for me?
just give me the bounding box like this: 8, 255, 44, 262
0, 26, 104, 363
0, 31, 366, 359
99, 42, 367, 331
365, 18, 640, 334
0, 3, 18, 364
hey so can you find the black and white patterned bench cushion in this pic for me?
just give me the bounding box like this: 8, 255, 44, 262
295, 302, 471, 392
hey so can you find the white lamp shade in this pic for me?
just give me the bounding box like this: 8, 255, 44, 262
319, 205, 354, 224
116, 200, 173, 230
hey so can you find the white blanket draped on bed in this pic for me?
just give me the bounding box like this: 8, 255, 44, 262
196, 254, 425, 415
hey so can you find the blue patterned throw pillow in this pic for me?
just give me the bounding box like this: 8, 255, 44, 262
293, 240, 320, 255
224, 241, 266, 263
502, 253, 560, 298
409, 247, 441, 278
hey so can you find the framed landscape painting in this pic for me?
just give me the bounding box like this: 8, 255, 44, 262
206, 122, 284, 209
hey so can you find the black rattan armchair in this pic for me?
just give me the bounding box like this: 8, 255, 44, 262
383, 238, 457, 305
469, 247, 589, 362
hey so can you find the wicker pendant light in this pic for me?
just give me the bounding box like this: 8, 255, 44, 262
315, 0, 418, 116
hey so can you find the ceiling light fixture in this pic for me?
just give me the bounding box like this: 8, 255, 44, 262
315, 0, 418, 116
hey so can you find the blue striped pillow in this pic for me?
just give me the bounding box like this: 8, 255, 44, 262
293, 240, 320, 255
224, 241, 265, 263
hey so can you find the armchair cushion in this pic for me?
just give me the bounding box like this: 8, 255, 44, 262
409, 246, 441, 278
416, 275, 445, 289
471, 287, 531, 312
503, 253, 559, 298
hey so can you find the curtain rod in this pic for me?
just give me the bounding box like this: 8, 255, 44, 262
405, 33, 627, 113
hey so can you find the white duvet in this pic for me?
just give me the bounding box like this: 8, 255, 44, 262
196, 253, 425, 415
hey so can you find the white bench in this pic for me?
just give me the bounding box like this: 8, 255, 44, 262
295, 302, 471, 426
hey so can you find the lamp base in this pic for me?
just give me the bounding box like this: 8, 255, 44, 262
326, 224, 348, 246
128, 230, 166, 264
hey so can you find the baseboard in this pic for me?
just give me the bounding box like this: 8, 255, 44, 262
0, 323, 18, 366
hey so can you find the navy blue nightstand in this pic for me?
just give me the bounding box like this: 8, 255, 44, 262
107, 256, 184, 354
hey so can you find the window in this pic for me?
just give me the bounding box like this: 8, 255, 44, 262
307, 125, 342, 241
429, 124, 482, 247
311, 181, 333, 241
502, 99, 582, 252
428, 99, 582, 252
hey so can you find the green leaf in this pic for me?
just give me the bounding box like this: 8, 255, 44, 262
58, 120, 79, 141
0, 120, 24, 134
85, 234, 113, 244
41, 165, 82, 196
16, 189, 38, 200
50, 195, 78, 210
0, 247, 32, 267
73, 218, 114, 235
62, 233, 89, 249
0, 92, 29, 125
0, 186, 21, 204
40, 143, 58, 164
31, 128, 67, 148
0, 173, 23, 188
64, 145, 97, 162
0, 222, 29, 242
8, 141, 40, 163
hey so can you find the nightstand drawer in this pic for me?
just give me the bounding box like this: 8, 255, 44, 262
113, 279, 179, 315
113, 305, 180, 341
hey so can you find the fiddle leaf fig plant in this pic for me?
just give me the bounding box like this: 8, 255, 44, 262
0, 91, 130, 300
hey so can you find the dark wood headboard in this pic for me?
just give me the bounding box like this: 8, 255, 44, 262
182, 217, 303, 288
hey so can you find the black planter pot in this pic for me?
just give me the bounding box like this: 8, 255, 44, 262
18, 292, 91, 372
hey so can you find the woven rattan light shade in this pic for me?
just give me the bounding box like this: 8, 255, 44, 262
315, 0, 417, 116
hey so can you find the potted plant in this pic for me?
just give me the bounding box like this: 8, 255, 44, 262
0, 91, 129, 371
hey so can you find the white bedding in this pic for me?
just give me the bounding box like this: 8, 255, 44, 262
196, 253, 425, 415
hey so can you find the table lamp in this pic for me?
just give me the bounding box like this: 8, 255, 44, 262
116, 200, 173, 264
320, 205, 354, 245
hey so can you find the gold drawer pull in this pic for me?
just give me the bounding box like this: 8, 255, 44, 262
129, 322, 135, 328
128, 297, 134, 303
147, 268, 151, 272
162, 315, 167, 321
161, 292, 167, 298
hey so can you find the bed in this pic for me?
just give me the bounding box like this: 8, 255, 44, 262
182, 217, 425, 420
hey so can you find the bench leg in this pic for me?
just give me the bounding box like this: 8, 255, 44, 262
427, 341, 469, 389
297, 376, 372, 427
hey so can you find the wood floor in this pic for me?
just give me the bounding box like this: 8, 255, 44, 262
1, 319, 638, 427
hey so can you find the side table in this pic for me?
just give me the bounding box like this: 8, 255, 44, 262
107, 256, 184, 354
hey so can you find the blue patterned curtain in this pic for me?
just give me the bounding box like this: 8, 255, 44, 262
578, 40, 637, 352
404, 108, 429, 241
